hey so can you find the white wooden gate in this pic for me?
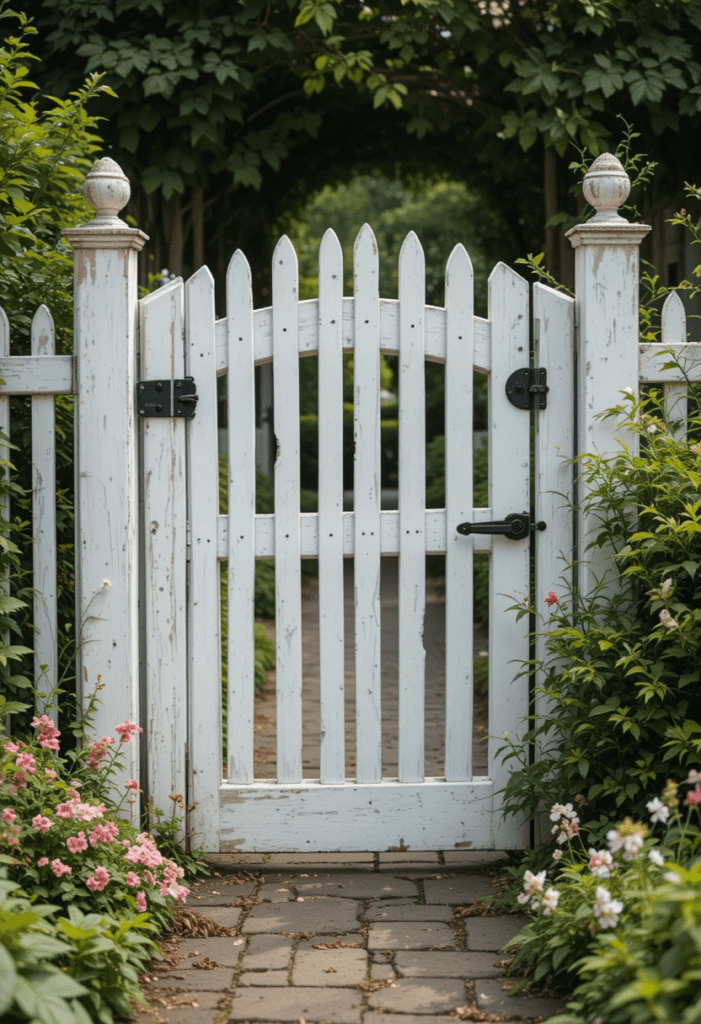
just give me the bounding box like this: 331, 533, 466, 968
139, 224, 575, 853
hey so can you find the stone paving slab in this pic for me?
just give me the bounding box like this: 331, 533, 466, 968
168, 992, 221, 1009
370, 963, 396, 981
464, 916, 528, 951
367, 978, 466, 1013
475, 978, 567, 1017
368, 922, 456, 950
238, 970, 289, 986
230, 986, 363, 1022
243, 896, 362, 933
192, 905, 241, 928
293, 873, 419, 900
174, 937, 244, 967
188, 881, 255, 906
366, 904, 453, 922
244, 935, 294, 970
364, 1015, 461, 1024
258, 882, 300, 902
422, 876, 493, 904
292, 948, 367, 986
394, 951, 504, 978
149, 967, 235, 991
155, 1008, 220, 1023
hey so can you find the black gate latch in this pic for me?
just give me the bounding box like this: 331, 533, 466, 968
457, 512, 546, 541
137, 377, 199, 419
505, 367, 548, 410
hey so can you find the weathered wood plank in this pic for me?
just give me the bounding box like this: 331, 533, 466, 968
139, 281, 188, 818
0, 309, 11, 715
397, 232, 426, 783
0, 356, 74, 394
640, 341, 701, 382
220, 508, 495, 559
185, 266, 221, 850
226, 250, 256, 784
219, 778, 495, 852
215, 301, 492, 373
317, 230, 346, 784
660, 292, 688, 439
272, 236, 303, 784
30, 306, 58, 719
488, 262, 530, 850
353, 224, 382, 783
444, 245, 474, 783
533, 283, 575, 842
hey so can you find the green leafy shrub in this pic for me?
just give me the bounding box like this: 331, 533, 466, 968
500, 390, 701, 829
0, 863, 157, 1024
506, 774, 701, 1024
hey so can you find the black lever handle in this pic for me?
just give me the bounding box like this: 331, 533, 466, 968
456, 512, 545, 541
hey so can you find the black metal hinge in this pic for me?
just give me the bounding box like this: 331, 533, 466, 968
505, 367, 548, 410
137, 377, 199, 419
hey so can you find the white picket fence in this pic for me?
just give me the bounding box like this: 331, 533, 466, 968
3, 152, 701, 849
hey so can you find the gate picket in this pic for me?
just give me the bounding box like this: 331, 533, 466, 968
444, 244, 474, 783
488, 263, 530, 849
661, 291, 688, 439
185, 266, 221, 850
31, 306, 58, 713
272, 236, 303, 784
140, 281, 188, 815
317, 229, 346, 783
398, 231, 426, 783
227, 251, 256, 784
353, 224, 382, 783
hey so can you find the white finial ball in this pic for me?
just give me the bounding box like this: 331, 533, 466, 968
583, 153, 631, 222
84, 157, 131, 224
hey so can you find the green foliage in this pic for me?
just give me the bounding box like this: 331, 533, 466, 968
499, 389, 701, 829
0, 864, 157, 1024
299, 407, 398, 490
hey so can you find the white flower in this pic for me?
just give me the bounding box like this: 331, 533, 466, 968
552, 849, 563, 862
659, 609, 677, 630
686, 768, 701, 784
101, 579, 111, 588
588, 848, 615, 879
622, 833, 644, 861
648, 850, 664, 867
660, 578, 672, 599
549, 802, 568, 822
623, 387, 634, 395
522, 869, 546, 896
593, 886, 623, 930
664, 871, 682, 884
647, 797, 671, 825
541, 888, 560, 916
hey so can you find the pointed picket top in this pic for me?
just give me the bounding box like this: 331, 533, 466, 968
354, 222, 378, 262
661, 290, 687, 346
273, 233, 298, 273
398, 230, 424, 282
186, 263, 215, 292
140, 275, 183, 316
488, 260, 528, 316
445, 243, 473, 298
0, 306, 9, 356
319, 227, 343, 271
227, 248, 253, 310
31, 305, 55, 356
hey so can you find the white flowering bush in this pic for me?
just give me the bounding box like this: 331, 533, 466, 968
505, 771, 701, 1023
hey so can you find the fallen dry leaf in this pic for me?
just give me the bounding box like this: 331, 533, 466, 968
169, 906, 235, 938
192, 958, 223, 970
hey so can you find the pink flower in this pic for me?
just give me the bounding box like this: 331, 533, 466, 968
2, 808, 16, 823
76, 802, 106, 822
121, 839, 130, 847
124, 778, 140, 790
88, 821, 119, 846
687, 769, 701, 784
66, 832, 88, 853
87, 736, 114, 769
143, 869, 156, 886
685, 785, 701, 806
56, 802, 76, 819
12, 771, 27, 790
37, 857, 49, 867
16, 752, 37, 775
86, 866, 110, 892
124, 839, 164, 869
51, 858, 72, 877
545, 591, 559, 606
45, 768, 57, 780
3, 741, 20, 753
31, 714, 61, 751
31, 815, 53, 834
114, 721, 143, 743
126, 871, 141, 888
136, 890, 147, 912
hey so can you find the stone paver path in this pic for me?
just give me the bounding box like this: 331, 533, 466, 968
134, 852, 569, 1024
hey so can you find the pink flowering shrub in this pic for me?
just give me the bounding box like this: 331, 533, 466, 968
504, 772, 701, 1021
0, 707, 189, 929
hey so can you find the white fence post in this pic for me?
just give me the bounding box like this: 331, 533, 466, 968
64, 159, 147, 804
565, 154, 650, 598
